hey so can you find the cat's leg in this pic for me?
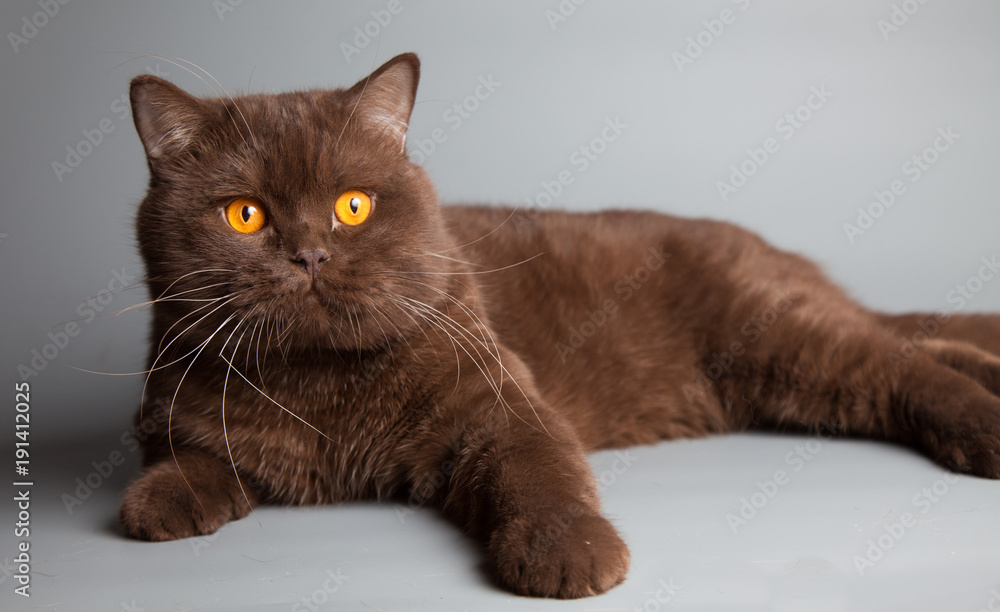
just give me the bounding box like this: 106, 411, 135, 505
878, 312, 1000, 356
420, 384, 630, 599
917, 338, 1000, 396
119, 447, 258, 541
728, 316, 1000, 478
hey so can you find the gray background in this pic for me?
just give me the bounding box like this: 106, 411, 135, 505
2, 1, 999, 610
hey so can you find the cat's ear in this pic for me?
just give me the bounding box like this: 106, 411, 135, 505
130, 75, 207, 165
343, 53, 420, 150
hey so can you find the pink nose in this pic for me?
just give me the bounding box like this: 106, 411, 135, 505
293, 249, 330, 282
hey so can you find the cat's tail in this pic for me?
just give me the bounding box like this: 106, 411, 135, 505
876, 312, 1000, 357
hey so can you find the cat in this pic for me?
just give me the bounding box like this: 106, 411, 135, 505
119, 52, 1000, 599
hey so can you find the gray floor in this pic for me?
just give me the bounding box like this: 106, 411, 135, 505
3, 433, 998, 611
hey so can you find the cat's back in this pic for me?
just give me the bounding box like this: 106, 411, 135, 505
441, 204, 769, 285
439, 205, 846, 448
440, 205, 771, 447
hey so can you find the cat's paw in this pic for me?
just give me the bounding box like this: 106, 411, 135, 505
489, 507, 630, 599
119, 457, 255, 541
932, 430, 1000, 479
921, 399, 1000, 479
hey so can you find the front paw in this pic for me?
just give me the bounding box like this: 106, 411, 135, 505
489, 506, 630, 598
119, 458, 254, 541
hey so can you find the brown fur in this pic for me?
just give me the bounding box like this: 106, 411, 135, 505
119, 53, 1000, 599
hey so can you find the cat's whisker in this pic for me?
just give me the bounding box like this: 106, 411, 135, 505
244, 317, 261, 376
346, 310, 362, 360
220, 321, 257, 518
219, 353, 339, 445
432, 208, 521, 255
361, 302, 393, 351
132, 54, 255, 151
366, 300, 422, 364
399, 287, 501, 392
262, 311, 277, 380
376, 252, 547, 277
377, 294, 439, 372
154, 268, 234, 301
388, 297, 491, 399
397, 297, 498, 388
65, 297, 243, 419
112, 282, 234, 317
400, 301, 513, 428
162, 55, 260, 150
155, 294, 238, 356
399, 295, 550, 436
166, 313, 243, 510
404, 303, 511, 426
389, 276, 502, 369
140, 296, 241, 418
415, 283, 501, 395
383, 297, 460, 392
275, 314, 296, 362
420, 252, 486, 268
390, 296, 526, 430
335, 50, 387, 150
255, 310, 270, 388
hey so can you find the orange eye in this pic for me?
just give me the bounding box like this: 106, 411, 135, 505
225, 198, 267, 234
334, 190, 372, 226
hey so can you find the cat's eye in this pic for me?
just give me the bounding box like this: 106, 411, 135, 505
225, 198, 267, 234
334, 190, 372, 226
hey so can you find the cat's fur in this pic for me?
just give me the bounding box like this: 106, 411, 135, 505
120, 53, 1000, 598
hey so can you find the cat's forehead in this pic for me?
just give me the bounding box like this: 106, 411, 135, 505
219, 90, 345, 145
199, 89, 400, 205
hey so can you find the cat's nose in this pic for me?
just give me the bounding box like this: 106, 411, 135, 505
293, 249, 330, 283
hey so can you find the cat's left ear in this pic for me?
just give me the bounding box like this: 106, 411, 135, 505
343, 53, 419, 151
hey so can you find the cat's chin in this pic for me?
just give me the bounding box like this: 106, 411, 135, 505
276, 303, 397, 353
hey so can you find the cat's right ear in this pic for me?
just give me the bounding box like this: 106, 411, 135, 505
130, 75, 206, 169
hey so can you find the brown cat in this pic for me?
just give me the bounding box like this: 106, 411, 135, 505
119, 52, 1000, 599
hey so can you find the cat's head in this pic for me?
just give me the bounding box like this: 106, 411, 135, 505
131, 53, 453, 354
